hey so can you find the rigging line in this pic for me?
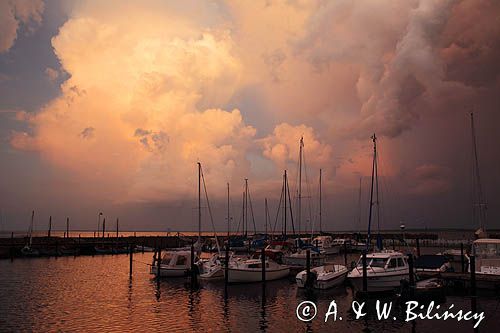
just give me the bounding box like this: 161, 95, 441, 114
235, 191, 244, 236
200, 165, 221, 255
471, 112, 487, 229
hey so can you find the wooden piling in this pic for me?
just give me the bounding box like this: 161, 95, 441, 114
362, 250, 367, 292
408, 254, 415, 290
225, 245, 229, 287
415, 238, 420, 257
343, 242, 348, 266
470, 254, 478, 332
156, 247, 161, 279
102, 218, 106, 239
48, 216, 52, 238
129, 244, 134, 277
392, 238, 395, 250
10, 232, 14, 262
66, 217, 69, 238
261, 247, 266, 283
460, 243, 465, 273
306, 249, 311, 289
190, 243, 197, 286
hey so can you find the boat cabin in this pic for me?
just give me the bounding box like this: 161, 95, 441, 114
356, 251, 408, 270
473, 238, 500, 275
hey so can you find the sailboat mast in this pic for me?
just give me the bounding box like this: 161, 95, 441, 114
298, 137, 303, 236
284, 170, 287, 237
29, 210, 34, 247
265, 198, 268, 235
367, 134, 377, 250
227, 183, 230, 239
357, 177, 362, 232
471, 112, 487, 230
244, 179, 248, 237
198, 162, 202, 244
319, 168, 322, 234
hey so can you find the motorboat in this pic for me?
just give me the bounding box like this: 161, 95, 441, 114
350, 239, 371, 252
198, 252, 233, 280
333, 238, 352, 251
282, 248, 326, 267
226, 258, 290, 283
414, 254, 452, 274
472, 238, 500, 275
296, 264, 348, 289
348, 250, 409, 292
150, 250, 195, 277
312, 236, 340, 255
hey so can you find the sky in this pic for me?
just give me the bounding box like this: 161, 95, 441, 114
0, 0, 499, 233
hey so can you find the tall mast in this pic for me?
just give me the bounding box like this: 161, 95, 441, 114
198, 162, 201, 244
284, 170, 287, 237
298, 137, 303, 236
357, 177, 362, 233
319, 169, 322, 234
244, 179, 248, 237
471, 113, 487, 231
367, 134, 377, 251
29, 210, 34, 247
265, 198, 268, 236
227, 183, 230, 239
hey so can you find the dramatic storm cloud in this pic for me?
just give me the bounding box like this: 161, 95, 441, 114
1, 0, 499, 231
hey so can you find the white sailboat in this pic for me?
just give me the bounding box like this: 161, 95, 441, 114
226, 258, 290, 283
21, 210, 39, 257
296, 264, 348, 289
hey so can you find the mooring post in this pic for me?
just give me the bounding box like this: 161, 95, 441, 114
408, 254, 415, 292
156, 247, 161, 279
306, 249, 311, 289
415, 238, 420, 257
344, 242, 348, 266
55, 239, 59, 258
10, 232, 14, 262
48, 216, 52, 238
362, 250, 367, 292
225, 245, 229, 287
461, 243, 465, 273
392, 238, 395, 250
190, 243, 197, 287
470, 254, 477, 313
261, 247, 266, 283
129, 244, 134, 277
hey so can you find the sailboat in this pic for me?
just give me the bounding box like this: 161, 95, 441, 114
467, 113, 500, 282
21, 210, 39, 257
347, 134, 409, 292
152, 163, 221, 278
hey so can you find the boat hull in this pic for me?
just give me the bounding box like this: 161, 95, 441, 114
150, 265, 189, 277
296, 266, 348, 289
348, 271, 408, 292
282, 254, 326, 267
226, 267, 290, 283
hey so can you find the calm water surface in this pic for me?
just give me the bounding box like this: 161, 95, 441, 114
1, 253, 499, 332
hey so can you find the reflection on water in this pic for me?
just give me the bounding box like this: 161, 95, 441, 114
0, 253, 499, 332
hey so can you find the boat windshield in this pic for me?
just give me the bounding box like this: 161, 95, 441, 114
161, 253, 173, 264
358, 257, 387, 268
475, 243, 500, 258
